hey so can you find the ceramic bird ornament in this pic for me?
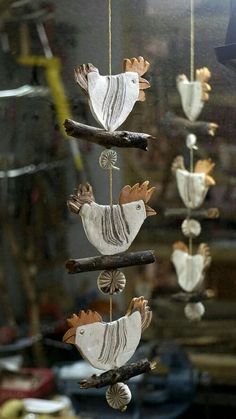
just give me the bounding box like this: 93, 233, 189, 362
67, 181, 156, 255
171, 241, 211, 292
63, 296, 152, 370
172, 156, 215, 209
74, 56, 150, 131
177, 67, 211, 121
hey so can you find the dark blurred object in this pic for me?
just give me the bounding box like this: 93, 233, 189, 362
215, 0, 236, 69
160, 112, 218, 139
0, 327, 18, 345
0, 367, 54, 404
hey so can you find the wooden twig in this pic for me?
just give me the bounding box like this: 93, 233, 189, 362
64, 119, 156, 151
172, 289, 215, 303
80, 359, 156, 389
164, 208, 220, 219
66, 250, 156, 274
160, 112, 218, 139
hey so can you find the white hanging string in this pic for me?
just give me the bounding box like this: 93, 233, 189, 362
108, 0, 113, 321
190, 0, 195, 82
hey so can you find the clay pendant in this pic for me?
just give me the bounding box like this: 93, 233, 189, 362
172, 248, 205, 292
172, 156, 215, 209
73, 311, 141, 370
177, 76, 203, 121
177, 68, 211, 121
176, 170, 209, 209
171, 242, 211, 292
87, 70, 139, 131
67, 182, 156, 256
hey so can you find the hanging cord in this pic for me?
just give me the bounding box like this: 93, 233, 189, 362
190, 0, 195, 82
188, 0, 195, 256
188, 144, 194, 256
108, 0, 113, 208
108, 0, 112, 76
188, 139, 194, 256
108, 0, 113, 321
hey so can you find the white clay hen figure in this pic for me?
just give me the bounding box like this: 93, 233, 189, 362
63, 296, 152, 370
74, 57, 150, 132
67, 181, 156, 255
172, 241, 211, 292
172, 156, 215, 209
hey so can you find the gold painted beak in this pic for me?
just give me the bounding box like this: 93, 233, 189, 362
145, 204, 157, 217
62, 327, 76, 344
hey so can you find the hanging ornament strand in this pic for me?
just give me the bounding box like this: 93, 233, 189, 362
108, 0, 112, 76
190, 0, 195, 82
108, 0, 113, 321
189, 0, 195, 255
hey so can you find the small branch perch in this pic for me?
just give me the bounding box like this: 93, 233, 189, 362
160, 112, 218, 139
66, 250, 155, 274
66, 250, 156, 274
165, 208, 220, 219
172, 289, 215, 303
80, 359, 156, 389
64, 119, 156, 151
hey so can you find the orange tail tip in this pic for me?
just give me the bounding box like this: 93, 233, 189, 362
126, 296, 152, 332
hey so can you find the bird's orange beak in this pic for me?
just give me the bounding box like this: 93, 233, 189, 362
145, 204, 157, 217
63, 327, 76, 344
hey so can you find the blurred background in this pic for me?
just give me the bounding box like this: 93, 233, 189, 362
0, 0, 236, 418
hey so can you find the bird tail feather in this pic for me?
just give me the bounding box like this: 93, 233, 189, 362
67, 182, 95, 214
126, 296, 152, 332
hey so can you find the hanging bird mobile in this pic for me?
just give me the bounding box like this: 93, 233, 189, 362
62, 47, 157, 411
170, 0, 219, 321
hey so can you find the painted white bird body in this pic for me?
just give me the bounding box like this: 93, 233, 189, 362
172, 156, 215, 210
74, 57, 151, 131
177, 67, 211, 121
63, 297, 152, 371
80, 200, 146, 255
87, 70, 139, 132
74, 311, 141, 370
68, 182, 156, 255
175, 169, 209, 209
171, 241, 211, 292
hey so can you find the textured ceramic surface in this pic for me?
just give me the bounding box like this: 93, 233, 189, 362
80, 200, 146, 255
87, 70, 139, 131
181, 219, 201, 238
177, 75, 204, 121
99, 149, 118, 170
106, 383, 131, 411
184, 302, 205, 321
97, 269, 126, 294
74, 311, 141, 370
68, 182, 156, 255
176, 170, 209, 209
172, 249, 205, 292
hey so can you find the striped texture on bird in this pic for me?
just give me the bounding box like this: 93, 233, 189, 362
87, 70, 139, 131
171, 242, 211, 292
68, 182, 156, 255
63, 297, 152, 371
172, 156, 215, 209
80, 201, 145, 255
